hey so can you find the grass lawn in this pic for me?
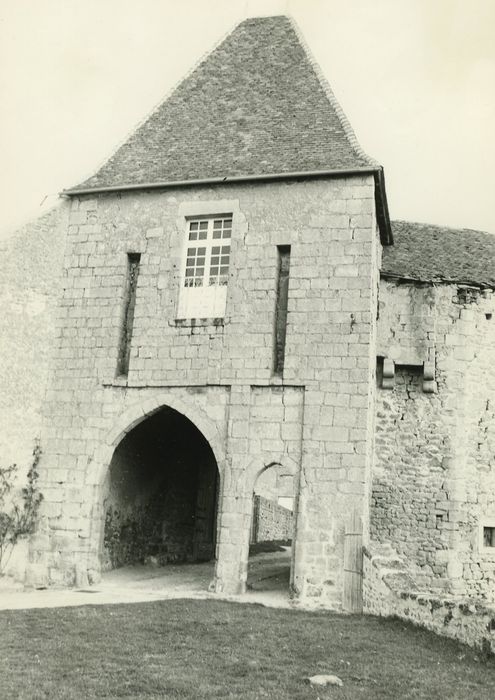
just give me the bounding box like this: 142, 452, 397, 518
1, 600, 494, 699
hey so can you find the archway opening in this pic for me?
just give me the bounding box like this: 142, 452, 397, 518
102, 406, 219, 578
247, 462, 296, 595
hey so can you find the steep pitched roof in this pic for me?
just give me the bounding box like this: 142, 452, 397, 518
66, 15, 377, 192
383, 221, 495, 288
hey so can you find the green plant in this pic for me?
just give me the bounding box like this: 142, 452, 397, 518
0, 441, 44, 574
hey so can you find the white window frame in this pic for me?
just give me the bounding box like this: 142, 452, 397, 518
177, 214, 232, 319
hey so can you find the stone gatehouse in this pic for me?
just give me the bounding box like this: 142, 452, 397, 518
1, 15, 495, 631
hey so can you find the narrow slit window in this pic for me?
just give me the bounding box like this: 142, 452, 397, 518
273, 245, 291, 376
116, 253, 141, 377
484, 526, 495, 548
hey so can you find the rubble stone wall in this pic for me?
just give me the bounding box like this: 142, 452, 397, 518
373, 280, 495, 600
363, 547, 495, 655
251, 495, 293, 543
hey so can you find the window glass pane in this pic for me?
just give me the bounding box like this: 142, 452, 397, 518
184, 241, 207, 288
182, 216, 232, 295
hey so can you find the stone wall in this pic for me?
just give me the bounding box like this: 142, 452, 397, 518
5, 179, 495, 622
363, 545, 495, 655
6, 184, 495, 620
33, 174, 380, 607
251, 495, 293, 543
373, 280, 495, 599
0, 205, 68, 580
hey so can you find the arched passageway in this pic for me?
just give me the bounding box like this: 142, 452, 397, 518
102, 406, 219, 571
248, 462, 296, 595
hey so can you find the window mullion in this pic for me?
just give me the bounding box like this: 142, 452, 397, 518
204, 219, 215, 287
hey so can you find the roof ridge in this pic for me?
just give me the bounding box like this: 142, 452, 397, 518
286, 15, 379, 168
67, 16, 245, 190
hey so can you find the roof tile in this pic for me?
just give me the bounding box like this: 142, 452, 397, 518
383, 221, 495, 288
71, 15, 375, 191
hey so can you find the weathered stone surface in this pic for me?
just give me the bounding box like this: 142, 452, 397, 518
251, 496, 293, 544
2, 164, 494, 657
0, 176, 377, 607
364, 545, 495, 655
374, 281, 495, 601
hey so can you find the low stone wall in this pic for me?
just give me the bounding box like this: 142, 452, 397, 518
251, 496, 293, 543
364, 546, 495, 655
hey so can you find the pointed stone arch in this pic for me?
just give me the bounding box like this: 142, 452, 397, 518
86, 393, 226, 488
245, 453, 301, 595
83, 393, 226, 577
246, 453, 301, 494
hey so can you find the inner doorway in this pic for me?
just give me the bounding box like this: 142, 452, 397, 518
102, 406, 219, 581
248, 462, 296, 596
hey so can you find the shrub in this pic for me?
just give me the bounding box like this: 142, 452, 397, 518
0, 441, 43, 574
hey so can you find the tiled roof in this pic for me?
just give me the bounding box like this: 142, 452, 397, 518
383, 220, 495, 288
68, 15, 377, 192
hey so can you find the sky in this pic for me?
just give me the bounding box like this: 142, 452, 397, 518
1, 0, 494, 239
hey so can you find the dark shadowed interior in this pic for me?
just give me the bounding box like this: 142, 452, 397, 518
103, 406, 218, 570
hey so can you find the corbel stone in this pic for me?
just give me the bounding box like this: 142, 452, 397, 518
382, 358, 395, 389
